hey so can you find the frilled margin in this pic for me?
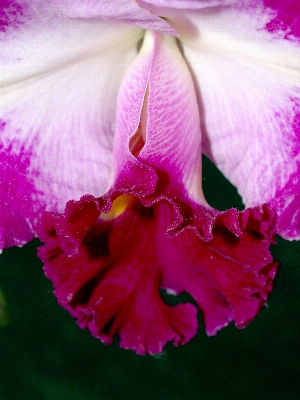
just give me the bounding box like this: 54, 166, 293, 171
38, 191, 279, 355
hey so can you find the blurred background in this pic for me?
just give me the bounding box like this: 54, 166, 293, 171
0, 156, 299, 400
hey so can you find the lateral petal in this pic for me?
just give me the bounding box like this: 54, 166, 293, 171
153, 0, 300, 239
0, 4, 144, 248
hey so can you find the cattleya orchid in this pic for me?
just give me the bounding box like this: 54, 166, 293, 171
0, 0, 299, 354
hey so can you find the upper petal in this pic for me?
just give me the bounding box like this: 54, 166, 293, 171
153, 0, 300, 239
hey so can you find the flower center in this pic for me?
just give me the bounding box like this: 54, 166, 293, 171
100, 194, 134, 220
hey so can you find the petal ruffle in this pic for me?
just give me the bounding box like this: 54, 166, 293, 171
0, 5, 144, 248
38, 30, 278, 354
38, 194, 278, 355
38, 200, 198, 356
157, 1, 300, 239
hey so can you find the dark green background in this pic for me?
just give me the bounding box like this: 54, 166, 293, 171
0, 156, 299, 400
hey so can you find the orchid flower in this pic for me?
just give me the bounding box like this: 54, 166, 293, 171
1, 0, 299, 354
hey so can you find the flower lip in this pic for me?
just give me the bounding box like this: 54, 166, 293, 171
38, 189, 278, 354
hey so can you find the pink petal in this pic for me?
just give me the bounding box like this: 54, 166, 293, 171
159, 1, 300, 239
0, 3, 144, 248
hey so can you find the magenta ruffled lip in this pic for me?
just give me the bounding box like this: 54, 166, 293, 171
37, 167, 279, 355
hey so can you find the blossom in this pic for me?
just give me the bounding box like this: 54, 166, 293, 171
1, 0, 299, 353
